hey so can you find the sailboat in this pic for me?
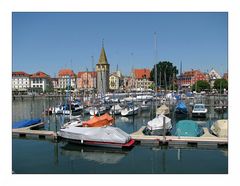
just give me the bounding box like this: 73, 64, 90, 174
120, 103, 139, 116
89, 106, 107, 116
109, 104, 123, 115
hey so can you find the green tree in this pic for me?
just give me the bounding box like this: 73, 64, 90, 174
150, 61, 178, 90
214, 79, 228, 93
148, 83, 155, 90
191, 80, 210, 92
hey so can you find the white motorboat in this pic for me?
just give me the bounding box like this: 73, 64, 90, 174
89, 106, 107, 116
192, 104, 207, 118
121, 105, 139, 116
109, 104, 123, 115
58, 125, 135, 148
143, 115, 172, 135
140, 100, 151, 111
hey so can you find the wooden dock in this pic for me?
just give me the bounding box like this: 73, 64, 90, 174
12, 122, 57, 140
131, 127, 227, 148
12, 122, 227, 149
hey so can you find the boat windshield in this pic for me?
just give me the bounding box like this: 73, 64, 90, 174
194, 105, 205, 109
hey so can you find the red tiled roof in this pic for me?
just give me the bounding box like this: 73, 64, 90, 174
77, 71, 96, 78
133, 68, 150, 79
30, 71, 49, 78
58, 69, 75, 77
12, 71, 30, 77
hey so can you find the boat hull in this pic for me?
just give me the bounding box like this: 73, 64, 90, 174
192, 112, 207, 118
62, 138, 135, 149
121, 108, 139, 116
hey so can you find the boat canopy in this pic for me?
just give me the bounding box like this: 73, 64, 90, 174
193, 104, 206, 111
175, 101, 188, 113
82, 113, 113, 127
59, 126, 131, 144
210, 119, 228, 138
13, 118, 41, 129
147, 115, 172, 131
173, 120, 203, 137
156, 104, 170, 115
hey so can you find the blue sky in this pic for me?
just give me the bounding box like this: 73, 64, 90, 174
12, 12, 227, 77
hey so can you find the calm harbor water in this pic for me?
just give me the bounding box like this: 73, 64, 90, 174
12, 97, 228, 174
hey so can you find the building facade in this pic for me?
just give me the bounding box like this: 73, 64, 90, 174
178, 70, 207, 88
223, 73, 228, 80
208, 68, 222, 88
132, 68, 153, 90
58, 69, 76, 90
30, 71, 52, 92
51, 78, 59, 92
109, 71, 123, 91
96, 46, 110, 94
77, 71, 97, 90
12, 71, 31, 91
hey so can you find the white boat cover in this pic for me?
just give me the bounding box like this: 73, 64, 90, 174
210, 119, 228, 138
147, 115, 172, 131
59, 126, 131, 144
156, 104, 170, 115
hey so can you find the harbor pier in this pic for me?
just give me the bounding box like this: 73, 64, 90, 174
131, 127, 227, 149
12, 122, 57, 140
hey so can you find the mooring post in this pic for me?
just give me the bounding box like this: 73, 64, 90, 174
163, 116, 166, 143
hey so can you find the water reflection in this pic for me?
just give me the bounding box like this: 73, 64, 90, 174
60, 143, 130, 164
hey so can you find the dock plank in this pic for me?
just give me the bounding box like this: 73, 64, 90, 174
130, 126, 228, 146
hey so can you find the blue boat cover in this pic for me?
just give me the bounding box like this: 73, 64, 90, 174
174, 95, 181, 100
186, 92, 193, 97
173, 120, 203, 137
175, 101, 188, 113
13, 118, 41, 129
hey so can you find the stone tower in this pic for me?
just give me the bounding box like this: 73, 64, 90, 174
96, 45, 110, 94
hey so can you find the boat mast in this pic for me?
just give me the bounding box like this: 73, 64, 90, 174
154, 32, 158, 116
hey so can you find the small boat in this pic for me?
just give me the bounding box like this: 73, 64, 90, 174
210, 119, 228, 138
156, 104, 170, 115
52, 102, 83, 115
58, 126, 135, 148
140, 100, 151, 111
192, 104, 207, 118
173, 120, 204, 137
214, 100, 227, 114
52, 104, 64, 114
13, 118, 41, 129
121, 104, 139, 116
143, 115, 172, 135
89, 106, 107, 116
82, 113, 114, 127
109, 104, 123, 115
175, 101, 188, 116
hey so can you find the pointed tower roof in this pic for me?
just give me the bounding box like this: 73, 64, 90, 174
98, 47, 108, 64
